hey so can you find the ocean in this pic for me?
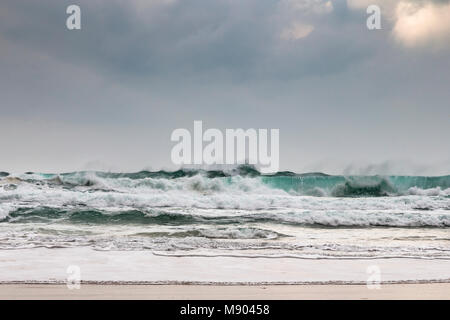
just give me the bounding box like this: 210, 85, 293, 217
1, 165, 449, 264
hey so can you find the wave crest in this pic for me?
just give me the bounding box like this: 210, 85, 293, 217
1, 165, 449, 198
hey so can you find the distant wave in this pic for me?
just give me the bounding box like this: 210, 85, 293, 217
3, 164, 449, 197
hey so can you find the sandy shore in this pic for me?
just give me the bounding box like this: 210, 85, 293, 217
1, 283, 449, 300
2, 248, 450, 299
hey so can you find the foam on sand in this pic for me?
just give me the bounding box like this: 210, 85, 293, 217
1, 248, 450, 284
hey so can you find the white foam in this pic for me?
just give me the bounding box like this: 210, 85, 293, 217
408, 186, 450, 196
1, 177, 449, 226
1, 248, 450, 283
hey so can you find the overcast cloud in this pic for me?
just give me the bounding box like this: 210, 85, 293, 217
0, 0, 449, 174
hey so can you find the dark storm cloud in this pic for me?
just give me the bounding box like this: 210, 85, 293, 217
0, 0, 376, 81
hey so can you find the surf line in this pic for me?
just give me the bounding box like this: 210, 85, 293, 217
171, 121, 279, 174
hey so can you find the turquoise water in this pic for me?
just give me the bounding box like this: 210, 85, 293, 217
0, 166, 449, 258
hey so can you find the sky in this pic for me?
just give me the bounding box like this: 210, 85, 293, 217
0, 0, 449, 175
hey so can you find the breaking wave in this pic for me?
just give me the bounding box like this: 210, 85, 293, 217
1, 165, 449, 228
2, 165, 449, 197
2, 206, 450, 228
1, 166, 449, 258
